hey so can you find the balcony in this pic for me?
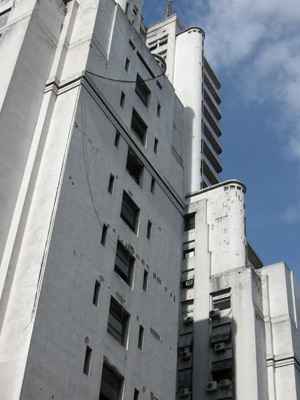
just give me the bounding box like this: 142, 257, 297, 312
204, 85, 221, 121
204, 72, 221, 105
204, 103, 222, 137
203, 156, 221, 185
202, 139, 222, 174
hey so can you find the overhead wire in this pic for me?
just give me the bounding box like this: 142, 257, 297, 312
86, 69, 165, 84
144, 0, 161, 25
186, 0, 198, 26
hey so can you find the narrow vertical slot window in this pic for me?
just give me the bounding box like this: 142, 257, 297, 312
151, 177, 155, 194
114, 131, 120, 148
134, 389, 139, 400
93, 280, 101, 306
143, 270, 148, 292
138, 325, 144, 349
154, 138, 158, 154
120, 91, 125, 107
83, 346, 92, 375
125, 58, 130, 71
157, 103, 161, 117
101, 224, 108, 246
108, 174, 115, 194
147, 221, 152, 241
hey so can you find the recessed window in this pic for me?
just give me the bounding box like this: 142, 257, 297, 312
147, 220, 152, 240
133, 5, 138, 15
210, 323, 231, 345
184, 213, 195, 231
143, 270, 148, 291
157, 103, 161, 117
101, 224, 108, 246
83, 346, 92, 375
154, 138, 158, 154
178, 333, 193, 350
129, 39, 136, 49
120, 191, 140, 233
100, 363, 123, 400
93, 280, 101, 306
211, 359, 233, 382
181, 269, 194, 288
107, 297, 130, 346
108, 174, 115, 194
131, 109, 147, 145
138, 325, 144, 349
178, 368, 192, 391
151, 177, 155, 194
134, 389, 139, 400
126, 149, 144, 186
120, 91, 125, 107
211, 289, 231, 311
183, 248, 195, 259
125, 58, 130, 71
114, 241, 135, 285
114, 131, 120, 148
135, 74, 151, 106
182, 300, 193, 323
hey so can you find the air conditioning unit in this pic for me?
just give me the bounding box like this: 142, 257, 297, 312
183, 316, 194, 325
209, 308, 220, 319
206, 381, 218, 393
219, 379, 231, 388
179, 388, 189, 398
214, 342, 226, 352
185, 279, 194, 288
181, 349, 192, 360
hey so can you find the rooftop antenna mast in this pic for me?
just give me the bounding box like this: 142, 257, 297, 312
166, 0, 172, 17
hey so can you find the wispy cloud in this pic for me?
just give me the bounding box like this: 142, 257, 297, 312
282, 205, 300, 224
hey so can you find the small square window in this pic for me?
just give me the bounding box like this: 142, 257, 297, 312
120, 191, 140, 233
138, 325, 144, 349
114, 241, 135, 285
93, 280, 101, 306
183, 248, 195, 259
108, 174, 115, 194
211, 289, 231, 311
107, 297, 130, 346
100, 363, 123, 399
135, 74, 151, 106
143, 270, 148, 291
114, 131, 121, 148
184, 213, 195, 231
101, 224, 108, 246
126, 148, 144, 186
131, 109, 147, 145
83, 346, 92, 375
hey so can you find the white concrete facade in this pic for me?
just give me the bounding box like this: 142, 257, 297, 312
0, 1, 299, 400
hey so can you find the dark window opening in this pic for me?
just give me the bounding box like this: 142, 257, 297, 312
114, 131, 120, 148
184, 213, 195, 231
178, 332, 193, 350
129, 39, 136, 50
99, 363, 123, 400
135, 74, 151, 106
108, 174, 115, 194
114, 241, 135, 285
131, 109, 147, 145
210, 323, 231, 345
101, 224, 108, 246
134, 389, 139, 400
125, 58, 130, 71
93, 280, 101, 306
154, 138, 158, 153
107, 297, 129, 346
143, 270, 148, 291
212, 289, 231, 311
126, 149, 143, 185
138, 325, 144, 349
157, 103, 161, 117
183, 248, 195, 259
83, 346, 92, 375
120, 191, 140, 233
211, 359, 233, 382
147, 221, 152, 240
178, 368, 192, 391
151, 177, 155, 194
120, 91, 125, 107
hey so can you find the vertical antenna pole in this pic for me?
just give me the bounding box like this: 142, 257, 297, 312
167, 0, 172, 17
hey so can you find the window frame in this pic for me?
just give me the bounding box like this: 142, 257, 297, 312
126, 148, 144, 186
135, 74, 151, 106
99, 363, 124, 400
120, 191, 140, 233
131, 108, 147, 145
107, 297, 130, 346
114, 241, 135, 285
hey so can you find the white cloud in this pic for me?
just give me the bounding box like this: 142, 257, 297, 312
282, 205, 300, 224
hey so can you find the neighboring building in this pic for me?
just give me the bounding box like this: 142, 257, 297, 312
0, 1, 299, 400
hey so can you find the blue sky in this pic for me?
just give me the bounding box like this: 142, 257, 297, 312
142, 0, 300, 279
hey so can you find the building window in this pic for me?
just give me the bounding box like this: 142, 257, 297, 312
183, 248, 195, 259
178, 332, 193, 350
131, 109, 147, 145
150, 177, 155, 194
120, 91, 125, 107
143, 270, 148, 291
134, 389, 139, 400
120, 191, 140, 233
182, 300, 193, 324
138, 325, 144, 349
147, 220, 152, 240
114, 131, 120, 148
99, 363, 123, 400
83, 346, 92, 375
211, 289, 231, 311
157, 103, 161, 117
114, 241, 135, 285
126, 149, 143, 186
211, 359, 233, 382
107, 297, 130, 346
178, 368, 192, 391
181, 269, 194, 288
108, 174, 115, 194
135, 74, 151, 106
93, 280, 101, 306
101, 224, 108, 246
125, 58, 130, 71
129, 39, 135, 49
184, 213, 195, 231
133, 5, 138, 15
154, 138, 158, 154
210, 323, 231, 345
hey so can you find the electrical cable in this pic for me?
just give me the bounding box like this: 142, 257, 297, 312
144, 0, 161, 25
175, 0, 189, 27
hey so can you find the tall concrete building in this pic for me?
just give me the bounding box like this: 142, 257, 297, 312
0, 1, 299, 399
